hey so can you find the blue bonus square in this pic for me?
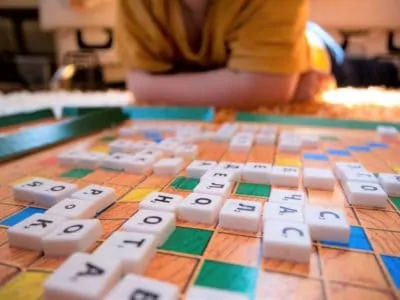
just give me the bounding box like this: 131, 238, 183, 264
144, 131, 163, 143
381, 255, 400, 289
303, 153, 329, 161
348, 146, 370, 152
368, 142, 388, 148
327, 149, 351, 157
321, 226, 372, 251
0, 207, 46, 227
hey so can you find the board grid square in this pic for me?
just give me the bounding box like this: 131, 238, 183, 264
159, 227, 213, 256
60, 168, 93, 179
169, 176, 200, 191
0, 207, 46, 227
195, 260, 258, 296
235, 183, 271, 198
320, 226, 373, 251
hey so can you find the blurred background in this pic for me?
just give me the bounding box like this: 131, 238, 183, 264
0, 0, 399, 93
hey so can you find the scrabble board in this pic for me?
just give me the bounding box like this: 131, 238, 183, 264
0, 108, 399, 300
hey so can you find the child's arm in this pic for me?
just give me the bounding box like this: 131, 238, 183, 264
127, 69, 299, 109
128, 68, 334, 108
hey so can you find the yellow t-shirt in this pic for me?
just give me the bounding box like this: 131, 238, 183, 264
115, 0, 329, 74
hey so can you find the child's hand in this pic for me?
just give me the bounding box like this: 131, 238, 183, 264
293, 70, 336, 102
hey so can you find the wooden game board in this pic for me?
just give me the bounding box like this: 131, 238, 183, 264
0, 110, 399, 300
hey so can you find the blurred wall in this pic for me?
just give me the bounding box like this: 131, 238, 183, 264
0, 0, 52, 54
0, 0, 37, 8
309, 0, 400, 57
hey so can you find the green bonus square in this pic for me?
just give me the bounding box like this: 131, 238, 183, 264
178, 178, 200, 191
61, 168, 93, 179
101, 167, 122, 173
159, 227, 212, 255
169, 177, 200, 191
195, 260, 258, 296
100, 136, 116, 142
390, 197, 400, 210
169, 176, 185, 188
235, 182, 270, 197
319, 135, 339, 141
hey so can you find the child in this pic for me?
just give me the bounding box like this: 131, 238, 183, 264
115, 0, 335, 109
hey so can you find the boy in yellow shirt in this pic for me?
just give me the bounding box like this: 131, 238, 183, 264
115, 0, 334, 109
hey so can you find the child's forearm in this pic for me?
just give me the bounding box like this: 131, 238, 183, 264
126, 69, 299, 109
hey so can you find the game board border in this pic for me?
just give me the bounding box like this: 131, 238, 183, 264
61, 107, 118, 117
0, 108, 127, 162
0, 109, 55, 128
122, 106, 215, 121
236, 113, 400, 130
